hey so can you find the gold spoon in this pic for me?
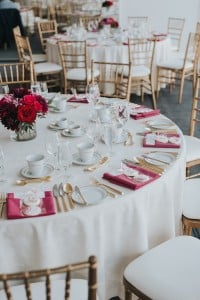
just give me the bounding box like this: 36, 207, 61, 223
16, 176, 52, 186
83, 156, 109, 171
64, 183, 75, 209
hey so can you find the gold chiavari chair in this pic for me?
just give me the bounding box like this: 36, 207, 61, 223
123, 236, 200, 300
0, 256, 97, 300
15, 34, 62, 90
79, 15, 101, 32
195, 21, 200, 34
128, 38, 156, 108
58, 40, 99, 93
13, 26, 47, 63
0, 61, 34, 89
37, 20, 58, 53
167, 17, 185, 52
156, 32, 200, 104
128, 16, 149, 27
91, 60, 132, 101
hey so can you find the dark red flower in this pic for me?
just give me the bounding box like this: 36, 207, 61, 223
18, 105, 37, 123
11, 88, 31, 98
102, 1, 113, 7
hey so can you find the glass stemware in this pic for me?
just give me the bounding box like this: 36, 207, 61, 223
86, 83, 100, 105
0, 146, 6, 183
58, 142, 72, 180
45, 132, 60, 169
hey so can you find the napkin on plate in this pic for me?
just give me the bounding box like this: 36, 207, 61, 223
143, 133, 181, 148
103, 165, 160, 190
130, 106, 160, 119
67, 95, 89, 103
6, 191, 56, 219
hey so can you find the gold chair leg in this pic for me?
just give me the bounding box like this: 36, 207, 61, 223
178, 75, 185, 104
125, 289, 133, 300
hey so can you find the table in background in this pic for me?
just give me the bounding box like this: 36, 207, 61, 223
0, 100, 185, 299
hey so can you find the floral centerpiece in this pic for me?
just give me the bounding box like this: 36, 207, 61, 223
102, 0, 113, 7
98, 17, 119, 29
0, 88, 48, 141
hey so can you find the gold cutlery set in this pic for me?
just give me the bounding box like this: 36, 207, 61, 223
0, 193, 6, 218
53, 183, 75, 212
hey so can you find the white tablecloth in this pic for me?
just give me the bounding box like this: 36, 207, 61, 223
0, 100, 185, 299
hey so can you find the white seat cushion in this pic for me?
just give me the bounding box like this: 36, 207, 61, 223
67, 68, 99, 81
183, 178, 200, 219
35, 62, 62, 75
184, 135, 200, 162
0, 279, 93, 300
124, 236, 200, 300
131, 66, 150, 77
157, 58, 193, 70
32, 54, 47, 63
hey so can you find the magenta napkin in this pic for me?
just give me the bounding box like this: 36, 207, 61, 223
67, 96, 89, 103
130, 106, 160, 120
6, 191, 56, 219
143, 133, 181, 148
103, 165, 160, 190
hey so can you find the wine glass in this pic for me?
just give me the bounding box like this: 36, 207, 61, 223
86, 83, 100, 105
0, 147, 6, 183
45, 132, 60, 169
58, 142, 73, 180
103, 123, 115, 156
0, 85, 9, 94
31, 82, 41, 94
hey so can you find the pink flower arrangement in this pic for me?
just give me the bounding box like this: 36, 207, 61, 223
0, 88, 48, 132
99, 17, 119, 29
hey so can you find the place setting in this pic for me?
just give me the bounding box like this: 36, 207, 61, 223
48, 94, 68, 113
130, 103, 160, 120
72, 141, 101, 166
48, 117, 72, 131
61, 124, 86, 138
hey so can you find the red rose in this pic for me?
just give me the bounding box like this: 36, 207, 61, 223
17, 105, 37, 123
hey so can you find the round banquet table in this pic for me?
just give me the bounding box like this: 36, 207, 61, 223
0, 98, 185, 299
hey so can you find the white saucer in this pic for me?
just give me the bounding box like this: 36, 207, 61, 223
144, 152, 175, 166
72, 152, 101, 166
48, 121, 73, 130
20, 164, 54, 179
61, 128, 86, 137
72, 186, 107, 205
147, 119, 175, 129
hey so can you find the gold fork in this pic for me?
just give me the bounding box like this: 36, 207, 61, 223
0, 192, 6, 217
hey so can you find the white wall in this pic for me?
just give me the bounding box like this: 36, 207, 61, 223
119, 0, 200, 50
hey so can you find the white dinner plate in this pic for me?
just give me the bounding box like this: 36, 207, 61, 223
147, 119, 175, 129
72, 152, 101, 166
144, 152, 176, 166
20, 164, 54, 179
72, 186, 107, 205
61, 128, 86, 137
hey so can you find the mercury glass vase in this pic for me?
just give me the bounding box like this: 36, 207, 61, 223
11, 123, 37, 141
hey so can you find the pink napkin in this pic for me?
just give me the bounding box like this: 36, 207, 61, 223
103, 165, 160, 190
6, 191, 56, 219
67, 96, 89, 103
130, 106, 160, 119
143, 133, 181, 148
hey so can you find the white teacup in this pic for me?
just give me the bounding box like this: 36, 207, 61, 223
77, 142, 95, 162
54, 97, 66, 111
69, 125, 82, 135
26, 154, 45, 176
56, 117, 68, 128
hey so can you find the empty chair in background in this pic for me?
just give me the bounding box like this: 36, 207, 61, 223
79, 15, 102, 32
156, 32, 200, 104
37, 20, 58, 53
0, 255, 98, 300
58, 40, 99, 93
13, 26, 47, 63
91, 60, 132, 100
128, 38, 157, 108
167, 17, 185, 52
15, 34, 62, 91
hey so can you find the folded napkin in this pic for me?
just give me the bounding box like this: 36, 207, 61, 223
67, 95, 89, 103
6, 191, 56, 219
143, 133, 181, 148
130, 106, 160, 120
103, 165, 160, 190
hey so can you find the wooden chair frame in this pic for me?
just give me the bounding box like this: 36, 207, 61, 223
37, 20, 58, 53
91, 60, 132, 101
0, 256, 97, 300
0, 61, 34, 88
128, 38, 156, 108
128, 16, 149, 27
167, 17, 185, 52
79, 15, 101, 31
58, 40, 89, 93
156, 32, 200, 104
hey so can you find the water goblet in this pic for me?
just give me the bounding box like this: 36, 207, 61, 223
86, 83, 100, 105
103, 123, 115, 156
0, 85, 9, 94
0, 147, 6, 183
45, 131, 60, 169
58, 142, 72, 180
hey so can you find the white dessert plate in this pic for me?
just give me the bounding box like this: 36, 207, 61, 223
20, 164, 54, 179
147, 119, 175, 129
61, 128, 86, 137
72, 152, 101, 166
72, 186, 107, 205
144, 152, 175, 166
